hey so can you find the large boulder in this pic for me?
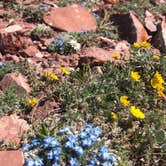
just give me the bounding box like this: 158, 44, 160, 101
43, 5, 97, 32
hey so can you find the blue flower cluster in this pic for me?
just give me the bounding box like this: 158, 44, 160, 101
47, 33, 76, 54
23, 124, 118, 166
87, 146, 118, 166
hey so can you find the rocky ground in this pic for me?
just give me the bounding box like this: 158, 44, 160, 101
0, 0, 166, 166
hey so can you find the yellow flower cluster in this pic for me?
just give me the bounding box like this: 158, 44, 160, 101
28, 98, 38, 107
120, 96, 130, 107
133, 41, 151, 49
151, 71, 165, 97
131, 71, 141, 82
130, 106, 145, 119
44, 71, 59, 80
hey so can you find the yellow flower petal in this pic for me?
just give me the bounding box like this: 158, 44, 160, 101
60, 67, 70, 75
28, 98, 38, 107
130, 106, 145, 119
44, 71, 59, 80
131, 71, 141, 82
133, 42, 141, 48
111, 112, 118, 120
153, 54, 160, 60
120, 96, 130, 107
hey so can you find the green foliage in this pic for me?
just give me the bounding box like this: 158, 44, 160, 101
49, 48, 166, 164
0, 87, 26, 117
22, 5, 46, 22
110, 0, 165, 22
30, 24, 54, 40
0, 63, 22, 80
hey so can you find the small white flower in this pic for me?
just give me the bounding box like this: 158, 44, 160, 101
69, 40, 81, 50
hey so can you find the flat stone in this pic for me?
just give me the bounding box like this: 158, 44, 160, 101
0, 150, 24, 166
110, 11, 149, 43
0, 72, 31, 94
0, 114, 29, 144
43, 5, 97, 32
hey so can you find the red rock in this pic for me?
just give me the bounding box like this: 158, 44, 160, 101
0, 25, 31, 54
104, 0, 119, 4
30, 100, 59, 119
145, 11, 157, 32
0, 72, 31, 94
0, 150, 24, 166
5, 54, 20, 63
43, 5, 97, 32
110, 11, 149, 43
19, 45, 40, 57
152, 21, 166, 52
80, 46, 130, 65
150, 0, 166, 5
0, 114, 29, 144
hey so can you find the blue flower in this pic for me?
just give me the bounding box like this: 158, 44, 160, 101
0, 62, 4, 67
26, 158, 35, 166
82, 138, 92, 147
58, 127, 69, 134
84, 124, 93, 133
65, 141, 74, 149
53, 155, 60, 161
101, 161, 113, 166
86, 158, 98, 166
43, 136, 59, 148
52, 147, 62, 155
80, 131, 87, 139
52, 162, 60, 166
90, 134, 98, 142
31, 138, 40, 147
47, 150, 54, 160
50, 139, 60, 147
34, 157, 44, 166
67, 134, 78, 143
74, 146, 84, 155
57, 41, 64, 47
93, 127, 102, 137
109, 155, 118, 165
69, 157, 79, 166
99, 146, 108, 153
22, 144, 32, 152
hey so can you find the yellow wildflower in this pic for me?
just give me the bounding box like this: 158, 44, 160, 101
151, 71, 164, 91
44, 71, 59, 80
28, 98, 38, 107
131, 71, 141, 82
120, 96, 130, 107
112, 53, 120, 59
141, 41, 151, 49
157, 90, 165, 97
130, 106, 145, 119
111, 112, 118, 120
153, 54, 160, 60
60, 67, 70, 75
133, 42, 141, 48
